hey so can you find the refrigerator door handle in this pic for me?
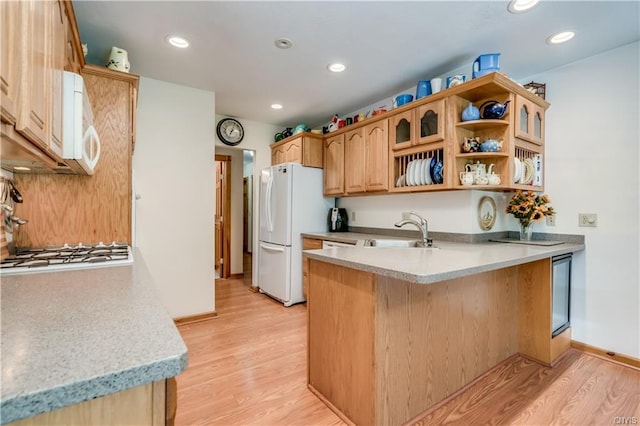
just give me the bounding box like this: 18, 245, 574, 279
260, 242, 285, 252
266, 173, 274, 232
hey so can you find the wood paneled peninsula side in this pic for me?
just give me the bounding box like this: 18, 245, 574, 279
304, 240, 584, 426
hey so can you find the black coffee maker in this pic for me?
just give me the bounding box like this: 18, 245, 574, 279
328, 208, 348, 232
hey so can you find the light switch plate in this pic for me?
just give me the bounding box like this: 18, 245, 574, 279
579, 213, 597, 227
546, 215, 556, 226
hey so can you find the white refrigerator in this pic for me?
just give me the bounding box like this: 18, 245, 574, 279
258, 163, 335, 306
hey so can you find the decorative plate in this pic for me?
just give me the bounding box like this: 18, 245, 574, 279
430, 157, 444, 184
478, 196, 497, 231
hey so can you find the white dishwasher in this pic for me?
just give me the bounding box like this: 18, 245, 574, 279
322, 240, 357, 249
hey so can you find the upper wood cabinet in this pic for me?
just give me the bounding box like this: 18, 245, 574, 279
15, 0, 50, 152
416, 99, 446, 145
363, 120, 388, 192
0, 0, 22, 126
270, 133, 323, 168
323, 134, 344, 196
1, 0, 85, 173
49, 0, 66, 157
389, 109, 415, 151
323, 73, 548, 196
514, 95, 545, 145
344, 127, 366, 193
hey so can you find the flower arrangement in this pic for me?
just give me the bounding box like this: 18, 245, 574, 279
506, 190, 556, 228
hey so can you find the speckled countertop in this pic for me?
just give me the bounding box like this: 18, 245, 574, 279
303, 236, 585, 284
0, 250, 188, 424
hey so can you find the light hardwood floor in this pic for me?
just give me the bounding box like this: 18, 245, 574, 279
176, 278, 639, 426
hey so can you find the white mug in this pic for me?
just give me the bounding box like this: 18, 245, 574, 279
459, 171, 474, 186
431, 78, 443, 93
488, 174, 501, 185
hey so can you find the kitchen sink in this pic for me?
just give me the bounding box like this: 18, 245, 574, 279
362, 239, 438, 249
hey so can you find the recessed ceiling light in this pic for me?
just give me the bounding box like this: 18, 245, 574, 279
166, 35, 189, 48
547, 31, 575, 44
328, 63, 346, 73
13, 166, 30, 171
271, 103, 283, 110
507, 0, 539, 13
274, 38, 292, 49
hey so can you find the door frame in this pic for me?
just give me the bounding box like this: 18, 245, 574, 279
215, 154, 232, 279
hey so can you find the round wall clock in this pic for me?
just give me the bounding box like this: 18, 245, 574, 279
216, 118, 244, 146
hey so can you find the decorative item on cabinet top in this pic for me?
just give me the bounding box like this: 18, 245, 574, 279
523, 81, 546, 99
106, 47, 130, 73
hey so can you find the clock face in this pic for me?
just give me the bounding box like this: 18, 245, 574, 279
217, 118, 244, 146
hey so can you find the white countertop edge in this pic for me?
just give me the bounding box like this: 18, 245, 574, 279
304, 242, 585, 284
1, 353, 187, 424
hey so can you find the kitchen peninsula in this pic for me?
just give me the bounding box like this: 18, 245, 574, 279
304, 239, 584, 426
0, 251, 187, 425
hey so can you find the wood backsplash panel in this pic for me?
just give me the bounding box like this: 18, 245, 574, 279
14, 71, 133, 247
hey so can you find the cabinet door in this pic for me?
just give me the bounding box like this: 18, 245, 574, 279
0, 0, 22, 125
271, 145, 285, 165
389, 110, 414, 151
16, 0, 49, 150
364, 120, 388, 191
283, 138, 302, 163
344, 127, 366, 194
49, 0, 65, 157
323, 134, 344, 196
416, 99, 446, 145
515, 95, 544, 145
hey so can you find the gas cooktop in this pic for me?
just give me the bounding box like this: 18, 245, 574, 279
0, 242, 134, 275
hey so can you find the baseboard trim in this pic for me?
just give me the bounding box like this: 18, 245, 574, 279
229, 273, 244, 279
308, 384, 356, 426
249, 285, 259, 293
571, 340, 640, 370
173, 311, 218, 325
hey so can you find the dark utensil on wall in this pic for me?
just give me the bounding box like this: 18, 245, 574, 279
9, 181, 22, 203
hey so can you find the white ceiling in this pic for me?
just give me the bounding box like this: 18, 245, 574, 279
74, 1, 639, 128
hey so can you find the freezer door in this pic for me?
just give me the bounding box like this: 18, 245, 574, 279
258, 241, 291, 304
259, 165, 292, 245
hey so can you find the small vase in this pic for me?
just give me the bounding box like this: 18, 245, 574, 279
519, 223, 533, 241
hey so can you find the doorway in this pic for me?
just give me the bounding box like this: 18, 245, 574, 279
215, 155, 231, 279
242, 150, 254, 282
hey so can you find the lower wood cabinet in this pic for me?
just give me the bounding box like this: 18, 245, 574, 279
270, 133, 323, 168
307, 257, 570, 426
302, 237, 323, 299
8, 379, 176, 426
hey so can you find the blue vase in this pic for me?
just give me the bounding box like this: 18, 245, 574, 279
461, 102, 480, 121
416, 80, 432, 100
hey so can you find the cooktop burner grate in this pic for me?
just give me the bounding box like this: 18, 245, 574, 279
0, 242, 133, 274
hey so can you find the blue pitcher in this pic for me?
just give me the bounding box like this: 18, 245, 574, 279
472, 53, 500, 79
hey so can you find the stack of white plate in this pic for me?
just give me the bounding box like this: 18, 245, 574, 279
397, 158, 434, 187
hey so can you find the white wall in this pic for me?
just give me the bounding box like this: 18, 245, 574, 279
214, 115, 280, 285
134, 77, 215, 318
524, 42, 639, 358
338, 42, 640, 358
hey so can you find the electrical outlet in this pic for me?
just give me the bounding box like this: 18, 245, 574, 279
351, 211, 356, 222
402, 212, 411, 220
578, 213, 597, 227
546, 215, 556, 226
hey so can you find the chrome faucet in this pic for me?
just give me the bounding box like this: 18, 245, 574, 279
394, 212, 432, 247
